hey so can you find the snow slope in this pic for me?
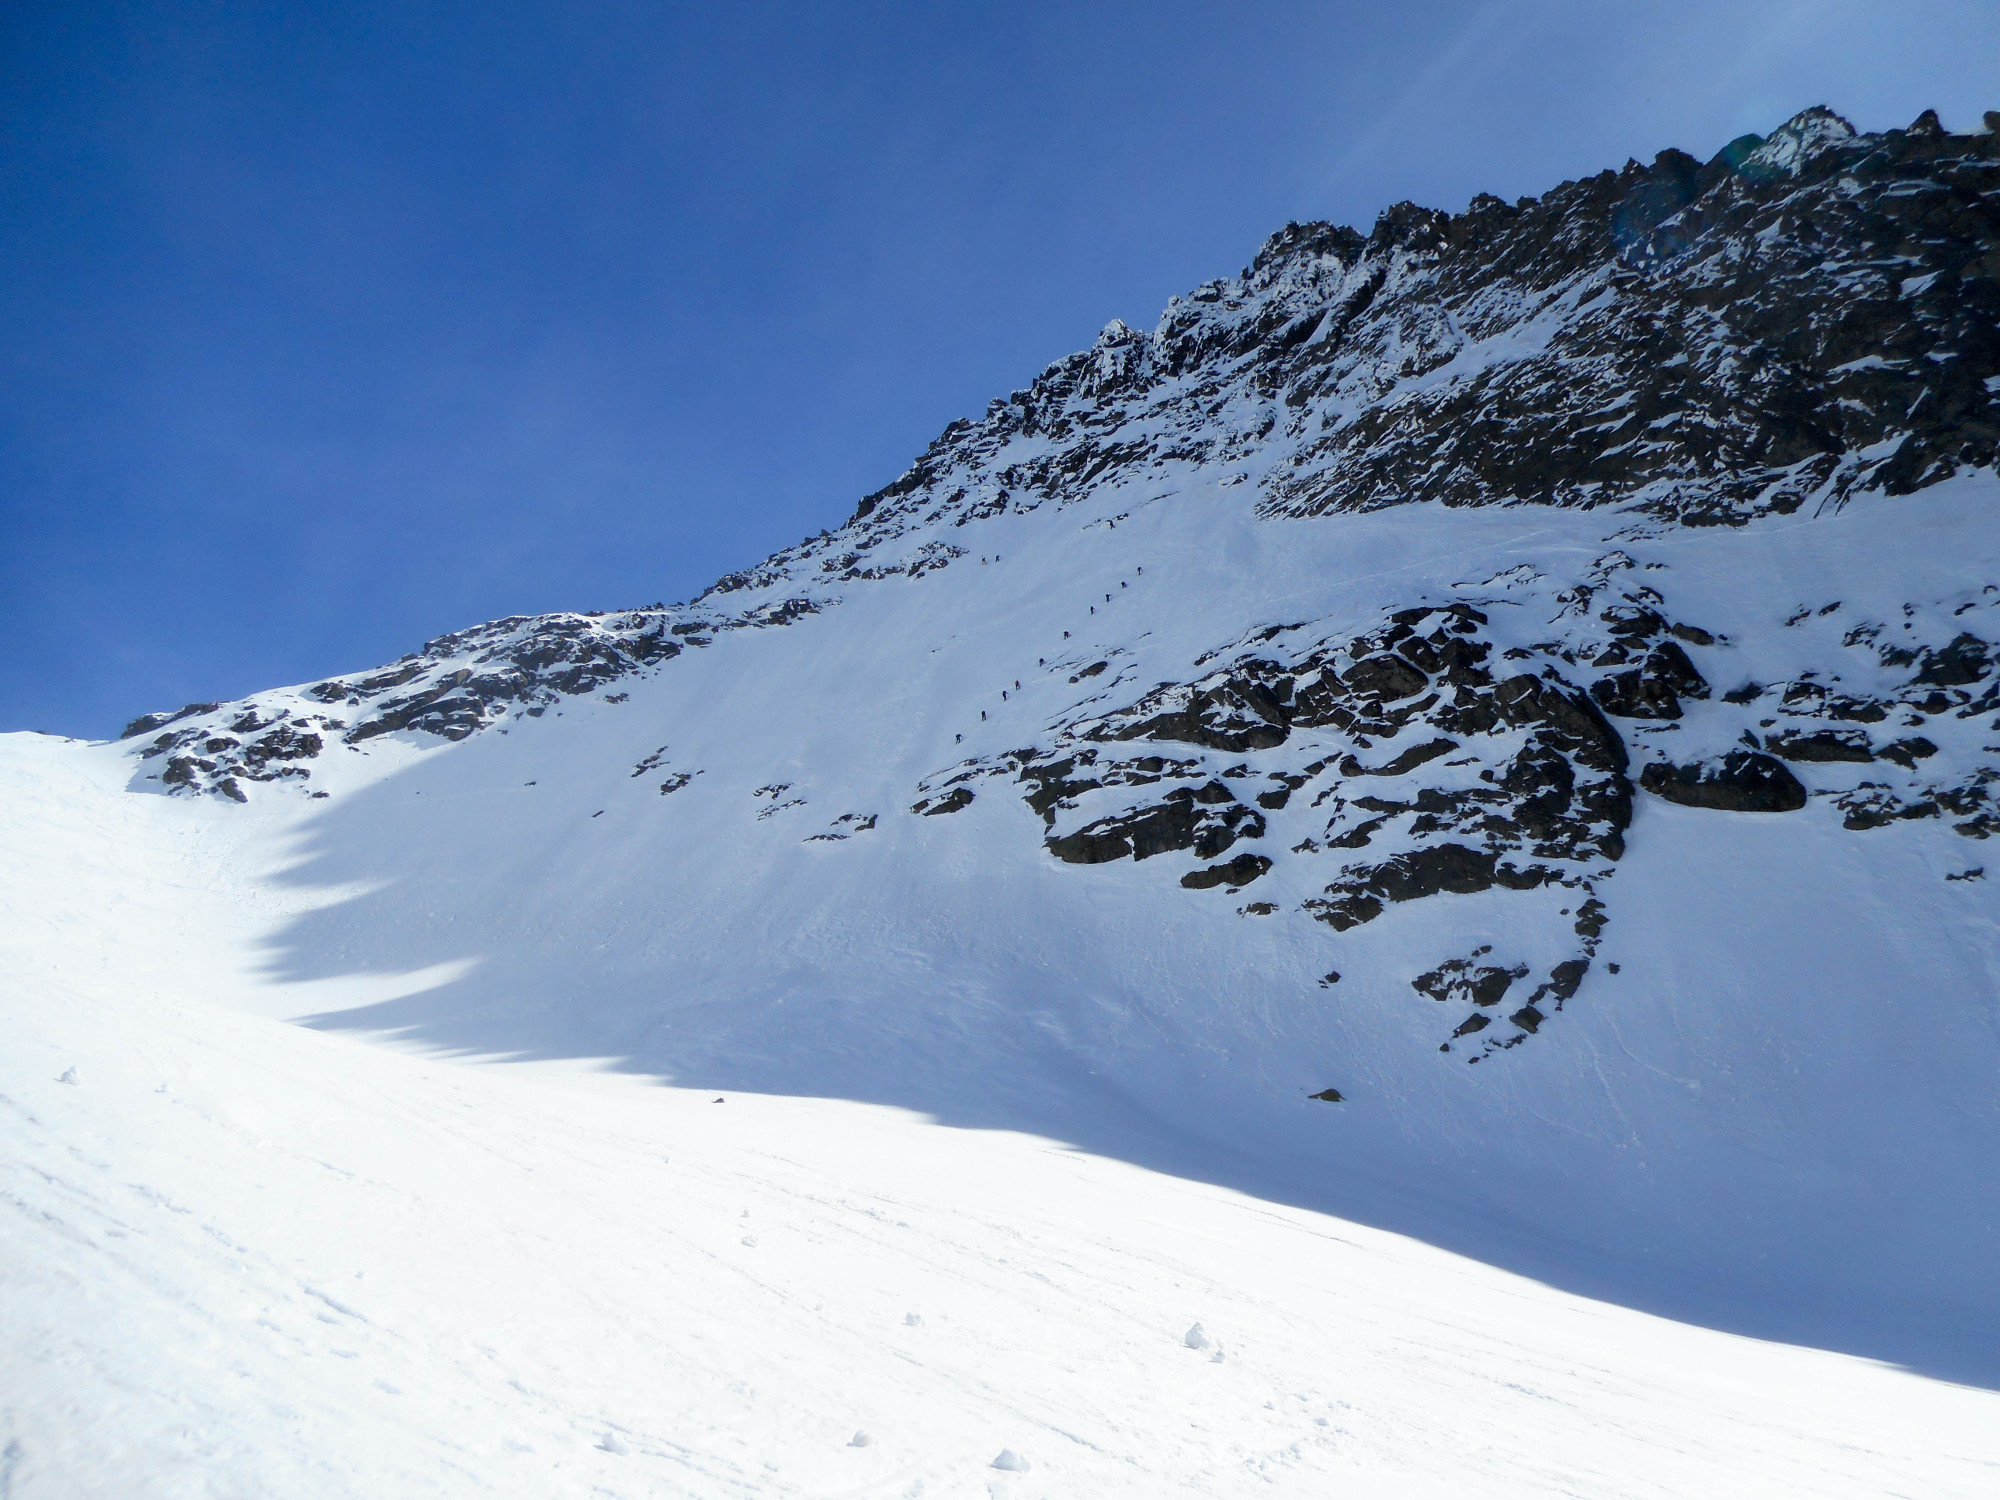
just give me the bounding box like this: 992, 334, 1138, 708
5, 730, 1998, 1498
94, 471, 2000, 1372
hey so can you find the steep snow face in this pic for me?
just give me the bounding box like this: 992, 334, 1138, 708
25, 106, 2000, 1398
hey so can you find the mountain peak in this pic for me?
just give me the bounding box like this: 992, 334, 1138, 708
1737, 103, 1857, 177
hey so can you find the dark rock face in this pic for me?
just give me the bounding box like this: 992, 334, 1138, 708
1590, 642, 1709, 720
1312, 844, 1517, 930
1181, 853, 1274, 890
987, 605, 1634, 942
1766, 728, 1874, 763
143, 713, 325, 794
121, 701, 219, 740
1342, 654, 1428, 701
1531, 959, 1591, 1011
1413, 956, 1530, 1010
1641, 753, 1808, 812
810, 106, 2000, 573
907, 599, 1644, 1059
913, 787, 975, 817
1915, 633, 1991, 687
1764, 610, 2000, 836
1047, 783, 1265, 864
312, 610, 706, 741
1879, 737, 1939, 770
1250, 111, 2000, 525
925, 549, 2000, 1060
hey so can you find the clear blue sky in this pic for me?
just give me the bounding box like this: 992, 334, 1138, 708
5, 1, 1997, 737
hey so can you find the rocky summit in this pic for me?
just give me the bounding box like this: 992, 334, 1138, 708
54, 106, 2000, 1383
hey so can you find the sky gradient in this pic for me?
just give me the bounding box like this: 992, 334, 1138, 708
5, 0, 1999, 736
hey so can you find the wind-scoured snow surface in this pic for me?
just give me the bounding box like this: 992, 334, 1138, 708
8, 108, 2000, 1493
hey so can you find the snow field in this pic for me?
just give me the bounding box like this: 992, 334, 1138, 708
3, 731, 1998, 1497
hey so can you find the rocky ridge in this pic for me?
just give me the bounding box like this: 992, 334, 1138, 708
120, 596, 818, 801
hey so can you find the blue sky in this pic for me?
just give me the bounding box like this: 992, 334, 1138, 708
5, 1, 1998, 737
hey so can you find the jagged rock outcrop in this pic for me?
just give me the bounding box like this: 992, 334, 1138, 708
812, 103, 2000, 565
123, 599, 817, 797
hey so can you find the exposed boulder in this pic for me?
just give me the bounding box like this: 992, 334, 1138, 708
1640, 752, 1807, 812
1181, 853, 1274, 890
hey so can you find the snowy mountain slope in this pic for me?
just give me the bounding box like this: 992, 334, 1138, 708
5, 733, 1998, 1498
80, 467, 2000, 1380
119, 107, 2000, 798
8, 104, 2000, 1486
